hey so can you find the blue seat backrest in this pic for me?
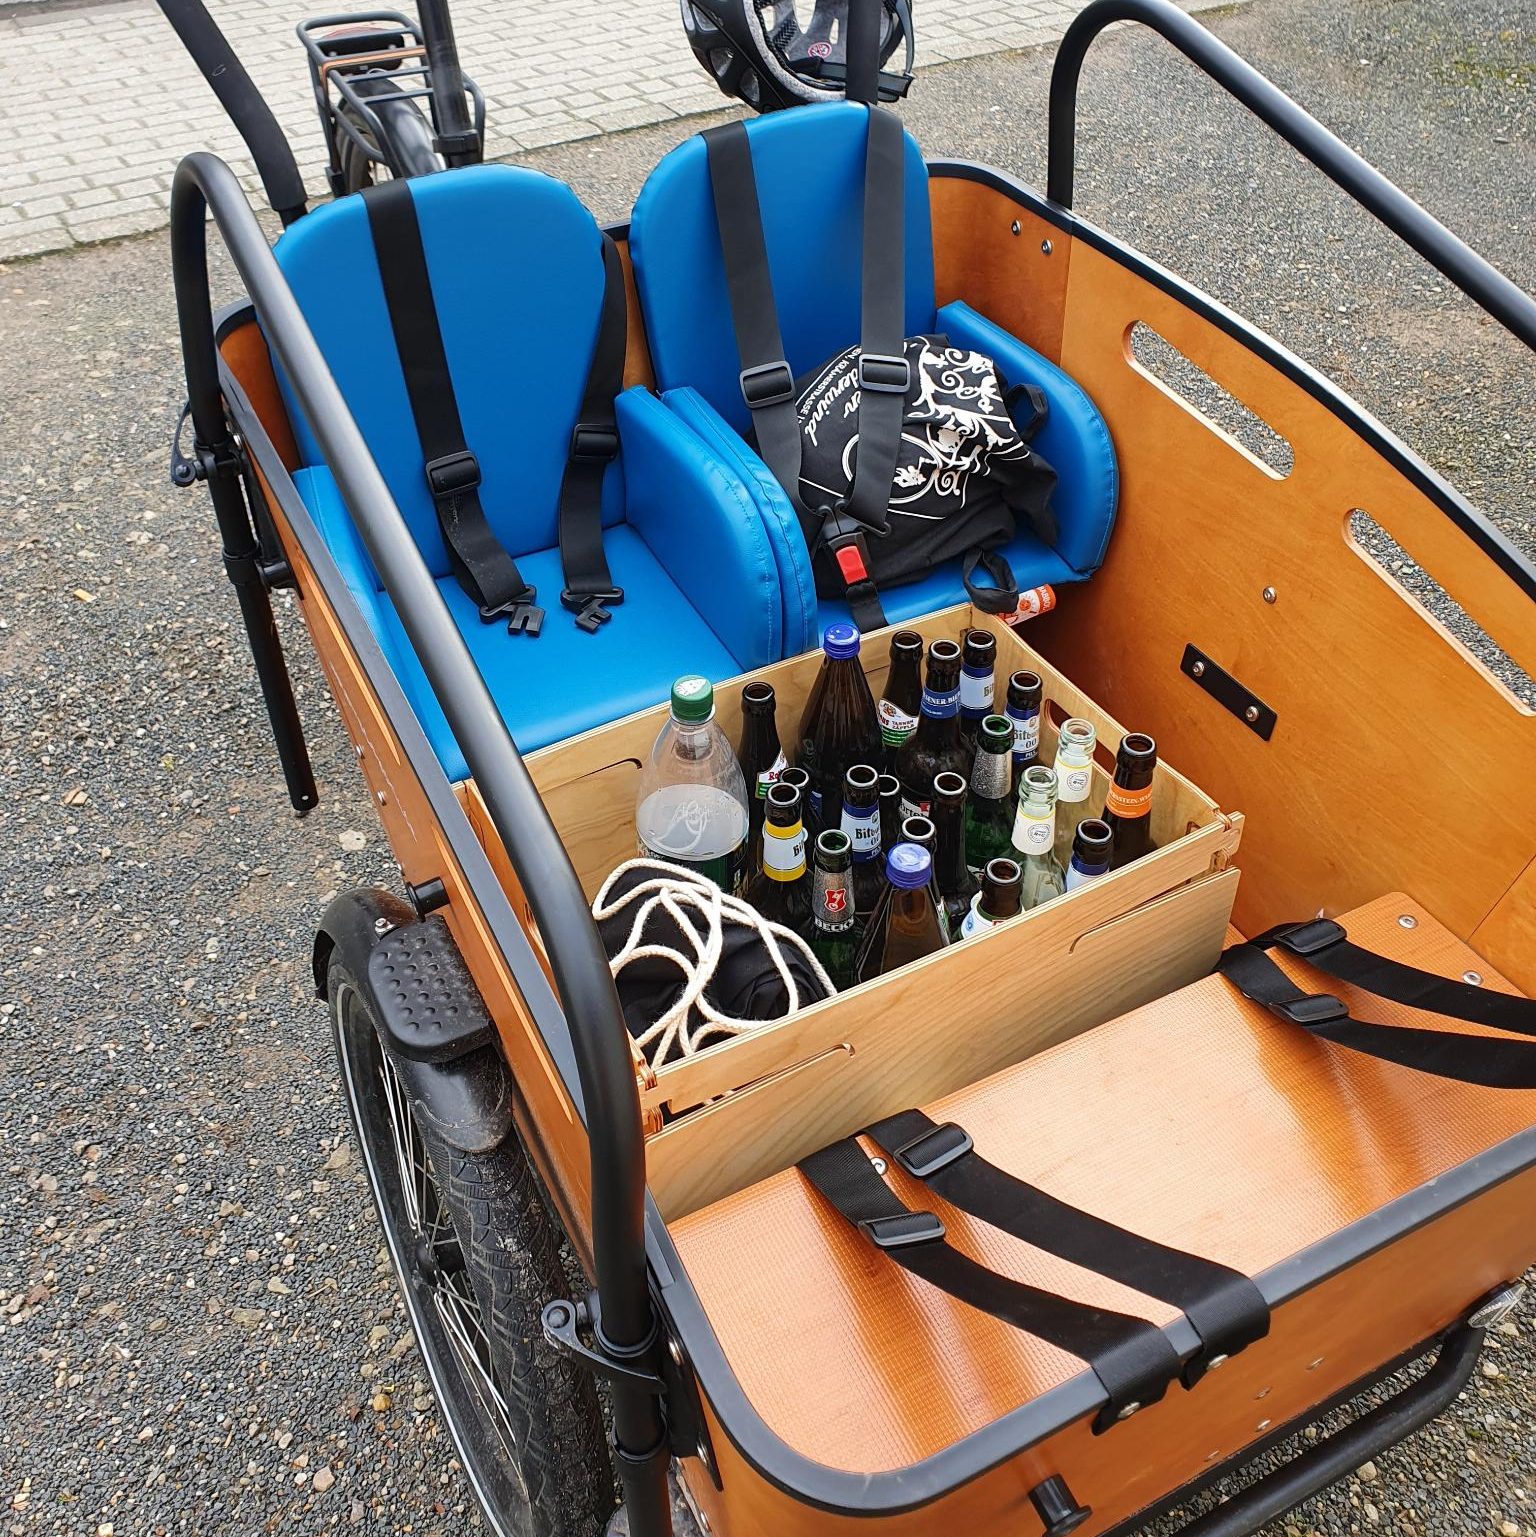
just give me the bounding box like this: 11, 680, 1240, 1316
630, 102, 936, 437
273, 164, 615, 580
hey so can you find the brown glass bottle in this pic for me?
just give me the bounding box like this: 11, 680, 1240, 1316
839, 763, 885, 918
745, 780, 812, 938
876, 629, 924, 773
960, 857, 1024, 938
853, 843, 947, 982
797, 624, 880, 833
876, 773, 903, 862
958, 629, 997, 748
1103, 733, 1158, 869
893, 639, 969, 822
736, 680, 784, 862
899, 813, 952, 944
931, 772, 980, 936
1005, 669, 1044, 779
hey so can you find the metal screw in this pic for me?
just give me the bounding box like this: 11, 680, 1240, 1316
1117, 1402, 1142, 1421
870, 1156, 887, 1176
373, 917, 392, 935
1463, 970, 1483, 986
354, 743, 365, 760
1256, 1418, 1272, 1432
1191, 660, 1206, 679
1040, 237, 1053, 255
1010, 220, 1021, 236
1244, 705, 1261, 723
669, 1336, 685, 1368
1262, 586, 1277, 604
1307, 1356, 1325, 1370
376, 790, 387, 806
1205, 1354, 1229, 1371
1255, 1386, 1271, 1399
1398, 914, 1418, 929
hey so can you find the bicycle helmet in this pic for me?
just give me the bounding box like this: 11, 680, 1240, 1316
680, 0, 915, 112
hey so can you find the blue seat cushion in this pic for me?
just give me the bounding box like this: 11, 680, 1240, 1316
296, 467, 740, 780
630, 103, 936, 436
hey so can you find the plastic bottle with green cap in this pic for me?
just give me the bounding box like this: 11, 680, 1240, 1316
635, 675, 750, 894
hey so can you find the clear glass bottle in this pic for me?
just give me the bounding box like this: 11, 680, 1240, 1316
797, 624, 881, 833
931, 772, 979, 937
1005, 669, 1044, 779
960, 857, 1024, 938
958, 629, 997, 749
736, 680, 785, 867
876, 629, 924, 773
1051, 717, 1098, 870
1011, 764, 1066, 911
1066, 818, 1114, 891
853, 843, 948, 983
636, 675, 750, 894
839, 763, 885, 918
810, 830, 861, 991
964, 714, 1016, 872
1104, 733, 1158, 869
746, 780, 812, 937
894, 638, 970, 821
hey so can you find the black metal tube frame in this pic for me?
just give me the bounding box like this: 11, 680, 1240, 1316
1047, 0, 1536, 353
416, 0, 479, 164
169, 151, 669, 1536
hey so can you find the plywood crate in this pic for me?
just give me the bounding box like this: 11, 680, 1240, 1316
524, 604, 1243, 1218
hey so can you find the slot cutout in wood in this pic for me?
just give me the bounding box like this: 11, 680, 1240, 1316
1126, 322, 1294, 480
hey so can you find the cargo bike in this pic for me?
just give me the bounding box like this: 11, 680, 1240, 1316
158, 0, 1536, 1531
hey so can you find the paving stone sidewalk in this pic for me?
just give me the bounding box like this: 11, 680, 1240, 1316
0, 0, 1244, 260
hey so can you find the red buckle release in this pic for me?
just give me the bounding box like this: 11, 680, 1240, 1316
835, 543, 868, 586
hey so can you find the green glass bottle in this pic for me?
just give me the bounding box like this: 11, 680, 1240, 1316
1051, 717, 1098, 870
964, 714, 1016, 872
809, 830, 861, 991
1011, 764, 1066, 911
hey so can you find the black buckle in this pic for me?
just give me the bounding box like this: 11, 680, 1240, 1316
1275, 992, 1349, 1026
480, 592, 544, 637
857, 351, 911, 394
570, 422, 620, 462
894, 1122, 974, 1180
740, 360, 795, 409
561, 587, 625, 633
860, 1211, 945, 1251
425, 450, 481, 500
1272, 918, 1347, 957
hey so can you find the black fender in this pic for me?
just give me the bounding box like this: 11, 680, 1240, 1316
314, 888, 513, 1155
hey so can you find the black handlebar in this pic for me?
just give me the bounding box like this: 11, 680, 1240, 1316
1047, 0, 1536, 353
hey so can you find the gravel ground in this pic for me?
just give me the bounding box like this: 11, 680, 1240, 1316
1, 1, 1533, 1534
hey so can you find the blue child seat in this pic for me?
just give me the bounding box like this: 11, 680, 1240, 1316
628, 103, 1119, 637
273, 163, 791, 781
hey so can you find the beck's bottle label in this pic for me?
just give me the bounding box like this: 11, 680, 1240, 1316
813, 871, 856, 934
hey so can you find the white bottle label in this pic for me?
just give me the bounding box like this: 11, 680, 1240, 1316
1065, 860, 1108, 892
1011, 805, 1055, 856
840, 805, 881, 862
960, 668, 994, 715
877, 697, 919, 749
755, 751, 788, 799
762, 822, 806, 879
959, 896, 995, 939
1057, 764, 1093, 804
898, 795, 930, 823
1009, 708, 1040, 763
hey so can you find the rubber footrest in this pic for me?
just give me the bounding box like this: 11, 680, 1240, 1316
367, 914, 494, 1062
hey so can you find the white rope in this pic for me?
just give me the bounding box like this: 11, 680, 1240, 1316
593, 858, 836, 1068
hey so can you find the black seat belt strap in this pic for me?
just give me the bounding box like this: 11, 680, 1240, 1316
1219, 918, 1536, 1089
557, 232, 626, 632
867, 1111, 1269, 1384
799, 1137, 1182, 1429
363, 179, 542, 636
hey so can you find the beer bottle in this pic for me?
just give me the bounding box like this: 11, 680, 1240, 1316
876, 629, 925, 772
1051, 717, 1098, 869
965, 715, 1016, 871
894, 639, 970, 821
797, 624, 880, 833
1005, 670, 1044, 779
854, 843, 948, 983
1103, 733, 1158, 869
932, 772, 980, 936
1011, 764, 1066, 910
636, 675, 750, 894
958, 629, 997, 748
746, 780, 812, 937
960, 857, 1024, 938
877, 773, 903, 862
810, 830, 861, 991
779, 765, 811, 800
839, 764, 885, 918
1066, 819, 1115, 891
736, 681, 785, 862
900, 813, 952, 945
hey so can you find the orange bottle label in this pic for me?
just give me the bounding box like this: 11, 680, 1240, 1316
1104, 781, 1152, 819
1004, 584, 1057, 625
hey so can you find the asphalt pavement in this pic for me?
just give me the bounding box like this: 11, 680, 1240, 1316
1, 0, 1533, 1533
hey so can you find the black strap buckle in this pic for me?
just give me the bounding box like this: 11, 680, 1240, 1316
894, 1122, 974, 1180
425, 449, 482, 501
570, 422, 620, 462
860, 1210, 945, 1251
1271, 918, 1347, 957
740, 360, 795, 409
561, 587, 625, 633
857, 350, 911, 395
480, 593, 545, 636
1275, 992, 1349, 1026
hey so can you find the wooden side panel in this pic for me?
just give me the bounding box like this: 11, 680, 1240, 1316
930, 178, 1070, 362
670, 894, 1536, 1535
1472, 855, 1536, 995
219, 319, 301, 471
617, 237, 656, 391
1032, 236, 1534, 944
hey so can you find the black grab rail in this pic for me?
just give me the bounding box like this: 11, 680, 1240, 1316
1047, 0, 1536, 354
169, 152, 672, 1537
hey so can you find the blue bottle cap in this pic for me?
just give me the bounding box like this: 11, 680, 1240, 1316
822, 623, 861, 661
886, 842, 932, 890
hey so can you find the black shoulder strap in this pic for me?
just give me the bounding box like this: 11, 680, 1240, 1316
865, 1111, 1269, 1385
363, 179, 543, 636
799, 1136, 1183, 1430
1219, 917, 1536, 1089
556, 233, 627, 632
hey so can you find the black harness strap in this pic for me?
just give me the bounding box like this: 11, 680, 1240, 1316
557, 233, 627, 632
1219, 918, 1536, 1089
799, 1136, 1182, 1430
363, 179, 543, 635
866, 1111, 1269, 1385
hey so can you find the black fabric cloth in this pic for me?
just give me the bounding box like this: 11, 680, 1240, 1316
1219, 918, 1536, 1089
798, 1135, 1182, 1428
362, 179, 540, 628
866, 1110, 1269, 1383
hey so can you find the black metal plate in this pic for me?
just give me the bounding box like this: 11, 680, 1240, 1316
1180, 645, 1277, 740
